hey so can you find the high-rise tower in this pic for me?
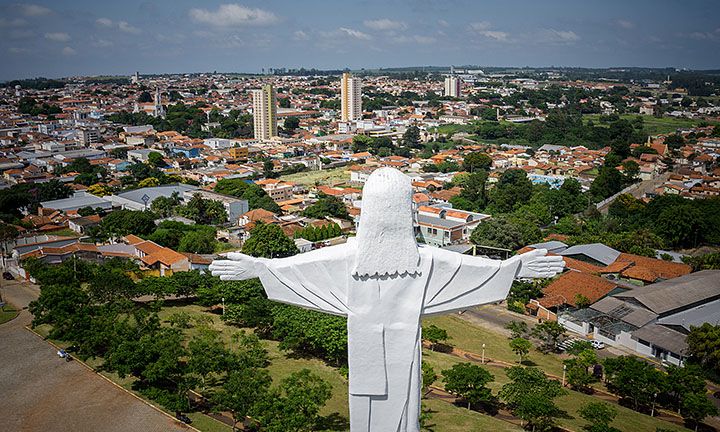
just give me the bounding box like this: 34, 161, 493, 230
341, 72, 362, 122
444, 75, 461, 98
252, 84, 278, 140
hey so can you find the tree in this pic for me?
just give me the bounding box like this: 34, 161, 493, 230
147, 152, 166, 168
578, 402, 619, 432
686, 323, 720, 376
214, 179, 281, 213
138, 91, 152, 103
589, 166, 625, 202
666, 365, 707, 413
505, 321, 528, 339
87, 183, 112, 197
302, 194, 348, 219
258, 369, 332, 432
509, 338, 532, 364
564, 349, 598, 392
463, 152, 492, 173
178, 229, 216, 254
242, 222, 298, 258
602, 356, 667, 411
98, 210, 156, 239
531, 321, 566, 353
213, 366, 271, 432
187, 328, 232, 392
441, 363, 496, 410
470, 215, 541, 250
421, 361, 437, 393
284, 116, 300, 132
423, 325, 451, 351
491, 169, 533, 213
137, 177, 160, 188
402, 125, 421, 148
681, 391, 718, 431
500, 366, 567, 432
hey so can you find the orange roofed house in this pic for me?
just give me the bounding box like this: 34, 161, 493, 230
123, 235, 190, 276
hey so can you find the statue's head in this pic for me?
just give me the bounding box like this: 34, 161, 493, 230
353, 167, 420, 278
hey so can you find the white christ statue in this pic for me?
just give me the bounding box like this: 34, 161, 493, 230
210, 167, 564, 432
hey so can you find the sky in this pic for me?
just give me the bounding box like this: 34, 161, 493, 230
1, 0, 719, 80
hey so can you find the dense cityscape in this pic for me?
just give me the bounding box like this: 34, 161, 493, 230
1, 2, 720, 432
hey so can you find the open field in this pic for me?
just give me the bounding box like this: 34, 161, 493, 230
281, 166, 352, 187
582, 114, 714, 135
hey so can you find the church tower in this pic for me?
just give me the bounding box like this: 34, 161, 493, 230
153, 88, 165, 118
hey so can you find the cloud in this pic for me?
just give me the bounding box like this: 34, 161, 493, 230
293, 30, 309, 41
478, 30, 509, 41
394, 34, 436, 44
96, 17, 113, 27
9, 46, 29, 54
616, 20, 635, 30
0, 18, 28, 28
118, 20, 141, 34
468, 21, 510, 42
91, 38, 113, 48
62, 46, 76, 56
540, 28, 580, 43
468, 21, 492, 32
44, 32, 70, 42
363, 18, 407, 31
437, 19, 449, 28
18, 4, 51, 17
189, 4, 279, 27
338, 27, 372, 40
95, 18, 141, 34
688, 28, 720, 41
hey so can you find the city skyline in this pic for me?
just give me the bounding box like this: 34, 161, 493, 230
2, 0, 720, 80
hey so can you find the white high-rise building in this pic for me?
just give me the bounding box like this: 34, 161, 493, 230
341, 72, 362, 122
152, 88, 165, 118
252, 84, 278, 140
444, 76, 461, 98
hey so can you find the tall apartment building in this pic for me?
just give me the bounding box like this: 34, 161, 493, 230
341, 72, 362, 122
252, 84, 278, 140
444, 76, 462, 98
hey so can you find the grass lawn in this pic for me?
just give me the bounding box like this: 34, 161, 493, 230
0, 304, 19, 324
423, 398, 522, 432
582, 114, 712, 136
281, 167, 352, 187
422, 314, 567, 377
186, 413, 232, 432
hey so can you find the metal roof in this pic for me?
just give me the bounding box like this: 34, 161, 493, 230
41, 191, 112, 211
559, 243, 621, 266
632, 324, 689, 356
528, 240, 568, 254
657, 297, 720, 331
115, 184, 198, 205
614, 270, 720, 316
591, 296, 657, 328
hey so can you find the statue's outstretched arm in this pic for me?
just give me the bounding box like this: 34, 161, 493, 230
503, 248, 565, 279
209, 252, 268, 281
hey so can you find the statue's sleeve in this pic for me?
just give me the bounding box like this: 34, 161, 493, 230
257, 244, 351, 317
422, 247, 520, 315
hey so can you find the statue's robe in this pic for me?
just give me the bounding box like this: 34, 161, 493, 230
255, 238, 520, 432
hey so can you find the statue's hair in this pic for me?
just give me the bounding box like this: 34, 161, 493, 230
352, 167, 420, 278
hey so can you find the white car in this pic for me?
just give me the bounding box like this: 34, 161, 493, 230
591, 340, 605, 350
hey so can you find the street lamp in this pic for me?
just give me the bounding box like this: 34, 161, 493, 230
222, 297, 225, 316
651, 392, 657, 417
562, 364, 567, 387
482, 343, 486, 364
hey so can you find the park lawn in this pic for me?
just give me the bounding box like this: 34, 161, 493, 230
0, 304, 19, 324
422, 314, 567, 377
158, 304, 350, 418
186, 413, 232, 432
582, 114, 711, 135
423, 398, 522, 432
281, 166, 352, 187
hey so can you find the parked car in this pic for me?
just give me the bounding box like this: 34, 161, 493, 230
175, 412, 192, 424
3, 272, 14, 280
591, 340, 605, 350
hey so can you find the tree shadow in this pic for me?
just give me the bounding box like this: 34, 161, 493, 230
519, 359, 538, 367
315, 412, 349, 431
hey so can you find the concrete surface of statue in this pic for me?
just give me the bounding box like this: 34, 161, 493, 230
210, 167, 565, 432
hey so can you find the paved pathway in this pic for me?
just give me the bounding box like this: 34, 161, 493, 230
0, 279, 191, 432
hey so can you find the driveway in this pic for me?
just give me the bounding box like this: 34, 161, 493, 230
0, 279, 191, 432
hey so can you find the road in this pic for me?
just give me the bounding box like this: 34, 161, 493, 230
0, 278, 191, 432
